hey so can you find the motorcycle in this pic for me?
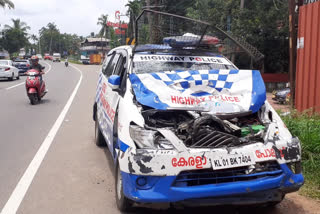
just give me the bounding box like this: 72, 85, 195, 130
65, 61, 68, 67
25, 68, 47, 105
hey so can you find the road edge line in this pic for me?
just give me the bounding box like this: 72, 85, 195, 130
1, 64, 83, 214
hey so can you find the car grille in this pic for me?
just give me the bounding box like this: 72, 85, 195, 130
173, 161, 282, 187
186, 130, 240, 149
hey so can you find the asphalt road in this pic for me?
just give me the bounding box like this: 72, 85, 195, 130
0, 61, 319, 214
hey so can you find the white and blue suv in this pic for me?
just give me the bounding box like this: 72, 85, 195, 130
93, 43, 304, 211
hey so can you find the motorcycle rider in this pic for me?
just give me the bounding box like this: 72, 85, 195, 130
29, 55, 47, 92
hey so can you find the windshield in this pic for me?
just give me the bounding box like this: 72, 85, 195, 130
133, 54, 236, 74
0, 61, 8, 65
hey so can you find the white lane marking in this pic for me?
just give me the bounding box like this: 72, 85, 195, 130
4, 82, 24, 90
5, 61, 52, 90
1, 64, 83, 214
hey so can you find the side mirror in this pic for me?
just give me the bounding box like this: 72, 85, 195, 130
42, 66, 45, 70
108, 75, 121, 91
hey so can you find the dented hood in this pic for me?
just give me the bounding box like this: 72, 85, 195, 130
129, 69, 266, 113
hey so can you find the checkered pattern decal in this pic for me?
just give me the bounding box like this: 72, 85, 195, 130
150, 70, 239, 92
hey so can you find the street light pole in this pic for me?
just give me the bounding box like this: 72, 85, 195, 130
288, 0, 299, 108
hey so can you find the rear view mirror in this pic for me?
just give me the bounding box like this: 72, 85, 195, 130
42, 66, 45, 70
108, 75, 121, 90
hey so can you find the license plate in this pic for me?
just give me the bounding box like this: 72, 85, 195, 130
211, 152, 255, 170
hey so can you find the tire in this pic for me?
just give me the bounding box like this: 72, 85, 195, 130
29, 94, 38, 105
115, 160, 134, 212
113, 113, 118, 157
16, 73, 20, 80
8, 73, 14, 81
94, 119, 106, 147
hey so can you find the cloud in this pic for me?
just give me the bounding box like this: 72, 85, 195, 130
0, 0, 129, 36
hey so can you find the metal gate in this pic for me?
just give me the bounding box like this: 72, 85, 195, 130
296, 1, 320, 113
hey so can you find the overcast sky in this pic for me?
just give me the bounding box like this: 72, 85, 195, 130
0, 0, 129, 37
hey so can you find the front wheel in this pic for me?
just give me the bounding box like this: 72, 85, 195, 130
29, 94, 38, 105
94, 119, 106, 147
115, 161, 134, 212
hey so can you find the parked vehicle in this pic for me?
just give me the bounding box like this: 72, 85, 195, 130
25, 69, 46, 105
44, 53, 53, 60
272, 88, 290, 104
93, 10, 303, 211
0, 60, 19, 80
52, 53, 61, 62
14, 59, 31, 74
82, 59, 90, 65
90, 54, 101, 65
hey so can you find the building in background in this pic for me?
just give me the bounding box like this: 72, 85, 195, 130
80, 38, 110, 60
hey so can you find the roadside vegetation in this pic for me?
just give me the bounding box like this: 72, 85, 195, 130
282, 112, 320, 199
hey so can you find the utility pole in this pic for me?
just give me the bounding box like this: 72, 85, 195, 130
288, 0, 299, 108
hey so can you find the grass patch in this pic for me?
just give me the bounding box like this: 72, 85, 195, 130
282, 112, 320, 199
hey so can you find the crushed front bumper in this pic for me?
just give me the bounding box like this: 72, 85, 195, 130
118, 141, 303, 204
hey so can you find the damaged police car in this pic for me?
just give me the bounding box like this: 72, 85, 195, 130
93, 10, 304, 211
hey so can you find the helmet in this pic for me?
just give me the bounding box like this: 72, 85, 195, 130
31, 55, 39, 65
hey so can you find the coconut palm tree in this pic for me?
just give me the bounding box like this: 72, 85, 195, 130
4, 19, 30, 36
97, 14, 109, 38
30, 34, 38, 44
126, 0, 142, 38
0, 0, 14, 9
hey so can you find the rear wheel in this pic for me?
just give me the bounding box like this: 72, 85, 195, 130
16, 73, 20, 80
94, 119, 106, 147
29, 94, 38, 105
8, 73, 14, 81
115, 161, 134, 212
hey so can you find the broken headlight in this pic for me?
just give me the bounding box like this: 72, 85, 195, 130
129, 125, 174, 149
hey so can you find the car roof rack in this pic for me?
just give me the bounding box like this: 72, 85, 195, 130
133, 9, 264, 63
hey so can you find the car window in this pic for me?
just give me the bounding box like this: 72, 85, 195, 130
113, 55, 124, 76
133, 54, 236, 74
105, 53, 120, 77
102, 53, 115, 75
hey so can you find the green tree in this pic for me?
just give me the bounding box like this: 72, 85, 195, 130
126, 0, 143, 38
38, 23, 81, 56
185, 0, 289, 73
2, 19, 30, 55
109, 27, 120, 49
0, 0, 14, 9
97, 14, 109, 38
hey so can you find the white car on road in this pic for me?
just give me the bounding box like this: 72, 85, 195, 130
0, 60, 19, 81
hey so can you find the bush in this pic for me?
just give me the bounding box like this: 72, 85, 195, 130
282, 112, 320, 199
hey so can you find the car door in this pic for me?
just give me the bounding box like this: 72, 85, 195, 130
9, 60, 18, 77
97, 51, 126, 151
103, 50, 128, 154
